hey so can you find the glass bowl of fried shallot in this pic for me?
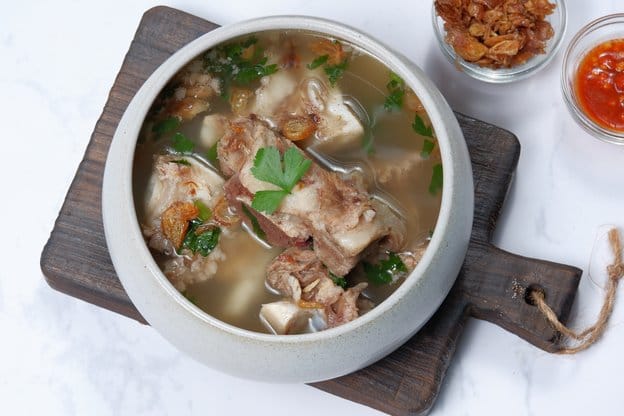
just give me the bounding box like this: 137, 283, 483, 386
432, 0, 567, 83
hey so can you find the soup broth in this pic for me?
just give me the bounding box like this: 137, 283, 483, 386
133, 30, 443, 334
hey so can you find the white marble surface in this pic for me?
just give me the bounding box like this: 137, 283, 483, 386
2, 0, 623, 414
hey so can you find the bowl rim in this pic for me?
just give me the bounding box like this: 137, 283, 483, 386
561, 12, 624, 145
103, 15, 471, 346
431, 0, 568, 83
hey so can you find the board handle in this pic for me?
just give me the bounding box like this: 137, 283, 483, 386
460, 244, 582, 352
313, 294, 469, 416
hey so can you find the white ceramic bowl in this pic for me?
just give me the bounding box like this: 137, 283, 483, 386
102, 16, 474, 383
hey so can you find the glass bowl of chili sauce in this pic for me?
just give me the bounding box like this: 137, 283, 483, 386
562, 14, 624, 144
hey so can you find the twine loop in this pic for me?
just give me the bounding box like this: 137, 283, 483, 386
529, 228, 623, 354
607, 263, 624, 281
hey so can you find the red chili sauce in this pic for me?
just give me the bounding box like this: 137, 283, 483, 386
575, 38, 624, 132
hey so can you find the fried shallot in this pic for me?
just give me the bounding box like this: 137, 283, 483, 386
435, 0, 556, 68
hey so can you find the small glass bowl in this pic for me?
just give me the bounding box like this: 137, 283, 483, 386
561, 13, 624, 145
431, 0, 567, 83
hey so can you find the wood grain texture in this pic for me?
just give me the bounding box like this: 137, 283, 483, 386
40, 7, 582, 416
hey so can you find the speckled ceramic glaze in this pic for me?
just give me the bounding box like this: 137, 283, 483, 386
102, 16, 473, 383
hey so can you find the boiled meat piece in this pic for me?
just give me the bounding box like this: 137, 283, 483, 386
326, 283, 368, 328
266, 247, 327, 301
259, 301, 314, 335
223, 175, 310, 248
263, 247, 372, 331
143, 155, 224, 227
217, 116, 406, 276
155, 59, 220, 122
141, 155, 227, 291
250, 71, 364, 147
199, 114, 226, 149
291, 77, 365, 146
252, 71, 298, 118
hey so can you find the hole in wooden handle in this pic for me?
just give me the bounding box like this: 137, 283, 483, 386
524, 285, 545, 306
522, 228, 623, 354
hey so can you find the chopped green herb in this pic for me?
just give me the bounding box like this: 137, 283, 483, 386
387, 71, 404, 89
384, 72, 406, 111
182, 290, 198, 306
221, 35, 258, 58
170, 159, 191, 166
307, 54, 329, 69
361, 105, 385, 154
160, 83, 177, 100
203, 36, 278, 98
250, 147, 312, 214
363, 252, 408, 285
235, 57, 279, 84
206, 142, 219, 165
171, 132, 194, 154
242, 36, 258, 48
412, 114, 433, 138
384, 89, 404, 111
429, 163, 443, 195
181, 218, 220, 257
152, 116, 181, 139
193, 227, 220, 257
362, 127, 375, 155
307, 40, 348, 86
241, 204, 267, 241
324, 59, 349, 86
193, 200, 212, 222
421, 139, 435, 158
330, 272, 347, 289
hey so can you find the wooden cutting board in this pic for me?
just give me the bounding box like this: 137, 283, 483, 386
40, 6, 582, 415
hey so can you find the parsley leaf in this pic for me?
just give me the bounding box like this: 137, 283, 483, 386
250, 147, 312, 214
170, 159, 191, 166
412, 114, 433, 138
152, 116, 181, 139
307, 54, 329, 69
171, 132, 194, 154
251, 147, 288, 189
282, 146, 313, 188
363, 252, 408, 285
421, 139, 435, 159
241, 204, 267, 240
324, 59, 349, 86
251, 190, 288, 215
429, 163, 443, 195
181, 219, 220, 257
384, 72, 406, 111
330, 272, 347, 289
